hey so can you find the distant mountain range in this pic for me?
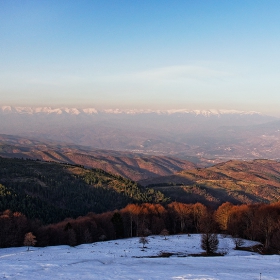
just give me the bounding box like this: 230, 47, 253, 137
0, 106, 265, 116
0, 105, 279, 160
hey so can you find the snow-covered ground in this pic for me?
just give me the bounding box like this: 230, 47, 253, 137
0, 234, 279, 280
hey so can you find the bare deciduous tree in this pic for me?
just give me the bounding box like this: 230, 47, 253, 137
24, 232, 37, 251
215, 202, 234, 231
160, 229, 169, 240
232, 236, 244, 249
139, 236, 149, 249
201, 233, 219, 255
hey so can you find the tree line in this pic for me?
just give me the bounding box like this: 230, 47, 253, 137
0, 201, 279, 253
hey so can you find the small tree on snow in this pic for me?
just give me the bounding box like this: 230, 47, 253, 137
201, 233, 219, 255
24, 232, 37, 251
232, 236, 244, 249
139, 236, 149, 249
160, 229, 169, 240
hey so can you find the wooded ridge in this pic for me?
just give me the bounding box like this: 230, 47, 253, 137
141, 159, 280, 206
0, 157, 167, 223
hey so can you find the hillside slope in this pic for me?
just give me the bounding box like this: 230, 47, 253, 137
0, 157, 167, 223
1, 235, 278, 280
141, 159, 280, 206
0, 134, 200, 181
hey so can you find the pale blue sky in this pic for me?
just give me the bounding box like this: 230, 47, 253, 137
0, 1, 280, 115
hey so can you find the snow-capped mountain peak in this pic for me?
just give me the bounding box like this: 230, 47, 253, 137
0, 105, 264, 117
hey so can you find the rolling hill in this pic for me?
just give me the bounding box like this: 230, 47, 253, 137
140, 159, 280, 206
1, 154, 280, 225
0, 157, 168, 223
0, 134, 200, 181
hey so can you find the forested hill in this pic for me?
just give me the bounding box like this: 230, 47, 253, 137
0, 157, 168, 224
141, 159, 280, 206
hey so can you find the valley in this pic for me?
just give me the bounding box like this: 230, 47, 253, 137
1, 106, 279, 160
0, 105, 280, 256
2, 2, 280, 279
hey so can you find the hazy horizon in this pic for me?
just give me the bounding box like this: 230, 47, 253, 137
1, 104, 278, 117
1, 1, 280, 116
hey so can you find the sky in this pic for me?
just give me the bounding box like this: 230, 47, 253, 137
0, 0, 280, 116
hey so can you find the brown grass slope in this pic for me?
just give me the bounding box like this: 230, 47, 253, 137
0, 134, 197, 181
141, 159, 280, 206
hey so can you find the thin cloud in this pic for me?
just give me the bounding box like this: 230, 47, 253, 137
95, 64, 233, 84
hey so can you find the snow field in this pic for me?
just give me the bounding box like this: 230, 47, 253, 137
0, 234, 279, 280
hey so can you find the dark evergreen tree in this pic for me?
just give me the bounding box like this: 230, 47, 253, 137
111, 212, 124, 239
